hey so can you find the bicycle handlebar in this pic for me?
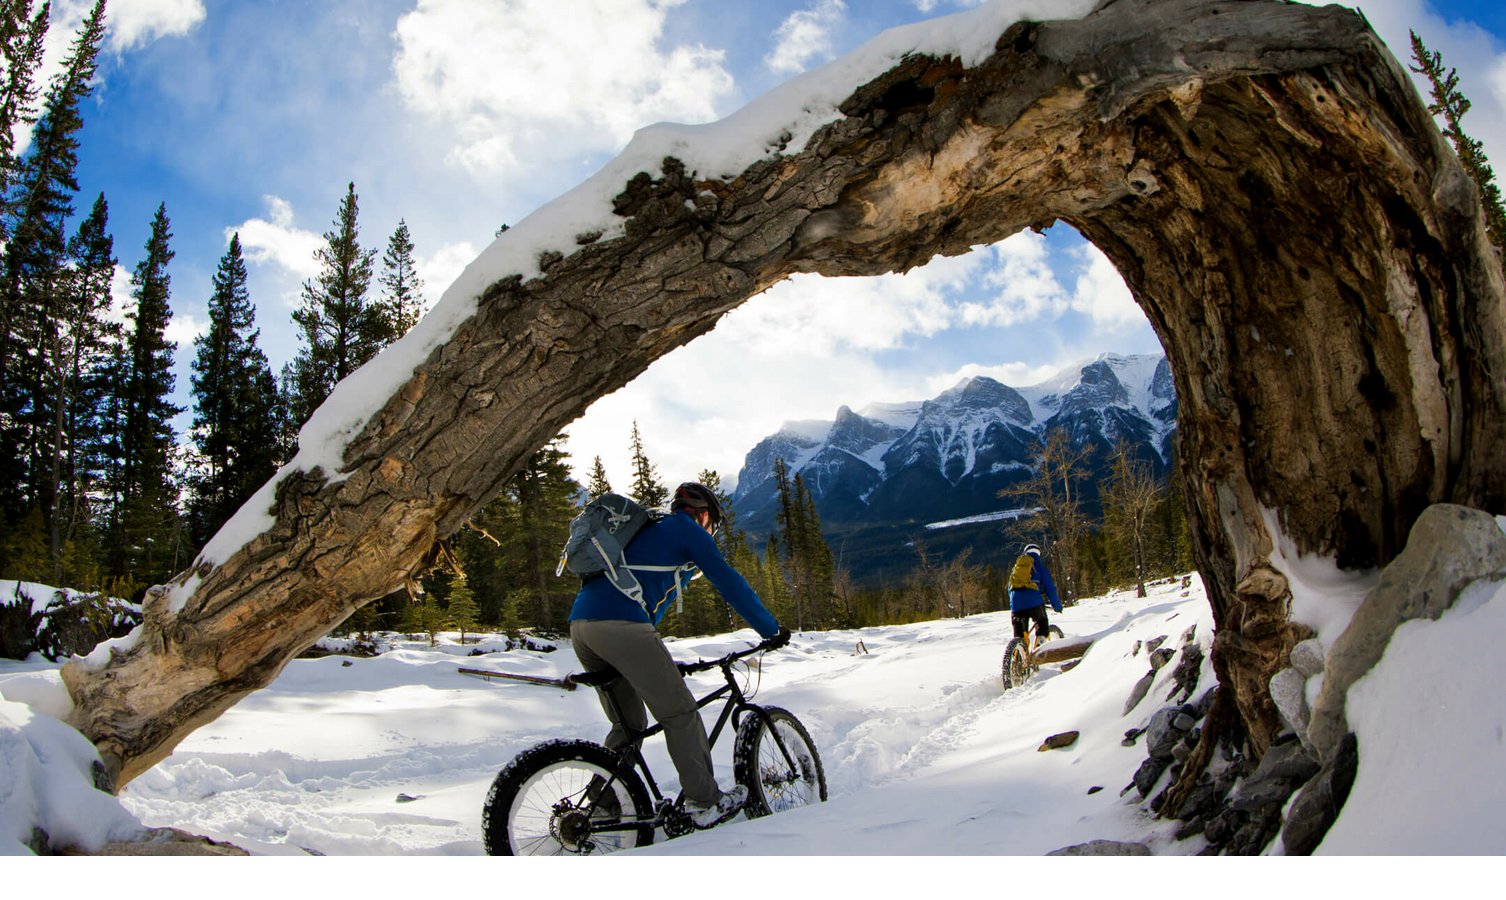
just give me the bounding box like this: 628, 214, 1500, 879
565, 637, 776, 688
675, 637, 775, 676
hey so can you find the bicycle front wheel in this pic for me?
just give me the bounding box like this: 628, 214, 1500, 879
482, 739, 654, 856
734, 706, 827, 817
1046, 624, 1064, 641
1002, 636, 1031, 688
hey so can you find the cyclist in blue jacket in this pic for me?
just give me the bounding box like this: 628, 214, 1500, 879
569, 482, 788, 828
1008, 543, 1061, 642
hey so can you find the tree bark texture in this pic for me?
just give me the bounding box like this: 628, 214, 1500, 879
62, 0, 1506, 788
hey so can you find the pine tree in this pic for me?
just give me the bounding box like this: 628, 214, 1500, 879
0, 0, 50, 231
188, 233, 282, 549
769, 461, 835, 629
1410, 31, 1506, 256
374, 219, 424, 341
772, 458, 804, 627
112, 203, 184, 587
505, 437, 580, 631
447, 573, 480, 643
445, 434, 581, 634
586, 455, 612, 498
499, 588, 527, 638
0, 0, 105, 547
793, 472, 835, 626
628, 420, 667, 507
52, 193, 118, 584
758, 532, 792, 624
401, 595, 449, 647
288, 181, 379, 428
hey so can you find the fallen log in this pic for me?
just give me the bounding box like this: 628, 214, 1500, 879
1034, 635, 1094, 665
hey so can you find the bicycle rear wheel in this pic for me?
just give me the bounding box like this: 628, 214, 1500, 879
1002, 636, 1031, 688
482, 739, 654, 856
734, 706, 827, 817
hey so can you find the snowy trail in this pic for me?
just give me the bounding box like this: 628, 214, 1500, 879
113, 577, 1213, 855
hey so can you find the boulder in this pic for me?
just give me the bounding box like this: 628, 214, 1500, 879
1282, 733, 1360, 855
1269, 667, 1310, 743
1308, 505, 1506, 761
1048, 840, 1151, 856
1123, 671, 1156, 716
1146, 707, 1189, 758
1289, 638, 1325, 678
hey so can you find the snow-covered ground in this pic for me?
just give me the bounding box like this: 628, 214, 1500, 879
110, 576, 1207, 857
4, 571, 1504, 888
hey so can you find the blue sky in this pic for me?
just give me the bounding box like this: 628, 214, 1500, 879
33, 0, 1506, 491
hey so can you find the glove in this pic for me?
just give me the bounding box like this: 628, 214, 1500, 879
765, 626, 791, 650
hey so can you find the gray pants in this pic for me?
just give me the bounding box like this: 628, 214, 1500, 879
569, 618, 720, 805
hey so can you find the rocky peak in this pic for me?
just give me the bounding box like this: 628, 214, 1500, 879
828, 405, 906, 456
925, 376, 1033, 427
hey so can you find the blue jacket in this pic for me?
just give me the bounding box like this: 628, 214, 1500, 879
1008, 556, 1061, 614
568, 510, 780, 638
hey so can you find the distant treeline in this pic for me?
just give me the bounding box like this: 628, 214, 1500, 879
354, 421, 1196, 645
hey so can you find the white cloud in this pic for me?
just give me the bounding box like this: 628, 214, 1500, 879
565, 249, 990, 489
910, 0, 986, 12
391, 0, 735, 178
417, 240, 480, 310
42, 0, 204, 59
230, 196, 323, 283
104, 0, 206, 52
958, 231, 1066, 327
765, 0, 847, 75
166, 311, 205, 348
106, 265, 134, 325
922, 359, 1060, 396
720, 252, 976, 358
1066, 242, 1141, 328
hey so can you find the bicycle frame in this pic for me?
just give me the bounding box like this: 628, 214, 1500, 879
573, 645, 797, 834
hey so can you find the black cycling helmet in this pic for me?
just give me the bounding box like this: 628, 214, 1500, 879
1023, 542, 1042, 557
672, 482, 724, 530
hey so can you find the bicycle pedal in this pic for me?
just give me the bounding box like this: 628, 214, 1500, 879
662, 812, 695, 839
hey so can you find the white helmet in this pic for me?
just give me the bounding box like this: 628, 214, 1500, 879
1023, 543, 1042, 557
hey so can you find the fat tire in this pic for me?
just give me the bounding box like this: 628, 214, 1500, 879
1047, 625, 1064, 641
734, 706, 827, 818
482, 739, 654, 856
1002, 636, 1031, 688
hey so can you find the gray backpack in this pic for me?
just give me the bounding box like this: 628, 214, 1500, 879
556, 493, 694, 613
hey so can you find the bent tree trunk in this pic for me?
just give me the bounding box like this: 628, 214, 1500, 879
63, 0, 1506, 788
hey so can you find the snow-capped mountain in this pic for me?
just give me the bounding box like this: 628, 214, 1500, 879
730, 354, 1178, 578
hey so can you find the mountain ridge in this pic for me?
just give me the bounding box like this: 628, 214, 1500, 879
728, 353, 1177, 580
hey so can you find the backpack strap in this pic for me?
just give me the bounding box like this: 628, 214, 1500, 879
628, 562, 698, 616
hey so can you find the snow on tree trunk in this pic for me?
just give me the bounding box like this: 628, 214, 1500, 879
62, 0, 1506, 789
